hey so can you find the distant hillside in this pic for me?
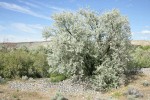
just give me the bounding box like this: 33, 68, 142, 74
0, 41, 50, 49
131, 40, 150, 46
0, 40, 150, 49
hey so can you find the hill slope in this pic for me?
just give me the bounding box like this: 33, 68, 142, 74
0, 40, 150, 49
131, 40, 150, 46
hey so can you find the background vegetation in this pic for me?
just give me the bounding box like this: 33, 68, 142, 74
0, 45, 49, 78
132, 45, 150, 68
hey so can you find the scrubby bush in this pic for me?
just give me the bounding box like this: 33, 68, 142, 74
0, 76, 6, 84
0, 46, 49, 78
132, 46, 150, 68
31, 50, 49, 77
43, 9, 131, 91
142, 80, 150, 87
139, 45, 150, 50
22, 75, 28, 81
51, 93, 68, 100
112, 92, 123, 99
50, 73, 67, 82
125, 87, 143, 98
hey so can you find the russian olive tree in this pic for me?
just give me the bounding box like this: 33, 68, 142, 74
43, 9, 131, 90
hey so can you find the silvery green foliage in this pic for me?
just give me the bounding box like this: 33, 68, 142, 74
0, 76, 5, 84
43, 9, 131, 90
126, 87, 143, 98
22, 75, 28, 80
142, 80, 150, 87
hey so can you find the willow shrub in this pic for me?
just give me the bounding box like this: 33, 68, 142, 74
132, 46, 150, 68
0, 47, 49, 78
43, 9, 131, 91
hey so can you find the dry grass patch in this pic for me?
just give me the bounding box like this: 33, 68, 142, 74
0, 85, 49, 100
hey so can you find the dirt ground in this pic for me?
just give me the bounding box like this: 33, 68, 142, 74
1, 74, 150, 100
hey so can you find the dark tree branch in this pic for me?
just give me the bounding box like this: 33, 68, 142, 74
63, 23, 72, 36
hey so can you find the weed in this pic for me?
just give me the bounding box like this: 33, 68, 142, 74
142, 80, 150, 87
51, 93, 68, 100
112, 92, 122, 98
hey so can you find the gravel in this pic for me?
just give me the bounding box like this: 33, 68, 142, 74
141, 68, 150, 76
8, 68, 150, 96
8, 78, 100, 94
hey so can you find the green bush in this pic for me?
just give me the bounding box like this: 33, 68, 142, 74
142, 80, 150, 87
139, 45, 150, 50
50, 73, 67, 82
0, 46, 49, 78
132, 46, 150, 68
0, 77, 6, 84
112, 92, 123, 99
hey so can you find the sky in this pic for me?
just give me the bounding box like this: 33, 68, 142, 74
0, 0, 150, 42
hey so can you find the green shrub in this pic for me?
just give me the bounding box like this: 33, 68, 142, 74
0, 77, 6, 84
50, 73, 67, 82
50, 73, 62, 77
142, 80, 150, 87
0, 46, 49, 78
112, 92, 122, 99
139, 45, 150, 50
132, 46, 150, 68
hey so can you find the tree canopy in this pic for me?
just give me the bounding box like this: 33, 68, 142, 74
43, 9, 131, 90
